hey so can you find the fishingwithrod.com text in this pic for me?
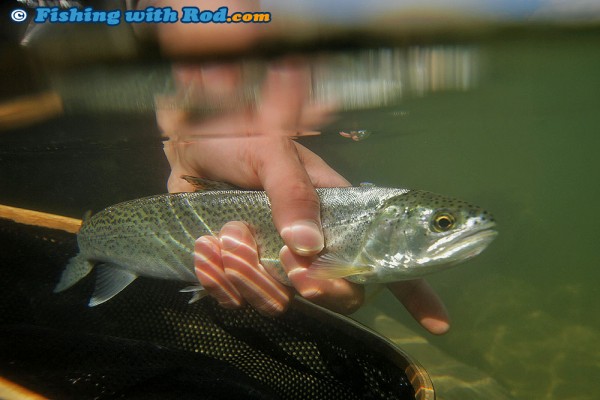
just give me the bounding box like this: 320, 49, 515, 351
10, 6, 271, 25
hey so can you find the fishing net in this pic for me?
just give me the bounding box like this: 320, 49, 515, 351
0, 219, 432, 399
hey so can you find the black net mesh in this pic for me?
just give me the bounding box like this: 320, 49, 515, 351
0, 219, 424, 399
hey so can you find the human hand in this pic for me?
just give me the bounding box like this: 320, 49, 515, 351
195, 218, 450, 335
160, 60, 364, 312
159, 60, 450, 334
186, 136, 366, 313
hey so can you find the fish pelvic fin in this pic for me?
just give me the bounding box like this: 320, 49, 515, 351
181, 176, 242, 192
89, 264, 138, 307
54, 254, 94, 293
307, 253, 374, 280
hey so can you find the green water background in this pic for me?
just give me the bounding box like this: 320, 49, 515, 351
311, 32, 600, 399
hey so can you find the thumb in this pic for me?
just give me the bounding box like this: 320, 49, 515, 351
256, 138, 324, 256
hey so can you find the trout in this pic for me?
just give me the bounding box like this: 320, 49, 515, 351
55, 177, 497, 306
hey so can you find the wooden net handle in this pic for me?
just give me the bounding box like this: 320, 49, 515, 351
0, 204, 82, 234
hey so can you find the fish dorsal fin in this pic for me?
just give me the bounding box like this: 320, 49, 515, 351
89, 264, 138, 307
82, 210, 93, 223
307, 253, 373, 280
181, 175, 242, 192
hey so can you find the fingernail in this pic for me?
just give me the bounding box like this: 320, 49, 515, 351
281, 220, 324, 256
421, 318, 451, 335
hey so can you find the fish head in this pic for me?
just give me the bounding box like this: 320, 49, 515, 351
360, 190, 497, 281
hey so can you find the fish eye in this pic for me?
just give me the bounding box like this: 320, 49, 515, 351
432, 212, 456, 232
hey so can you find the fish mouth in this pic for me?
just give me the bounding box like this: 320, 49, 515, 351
428, 222, 498, 263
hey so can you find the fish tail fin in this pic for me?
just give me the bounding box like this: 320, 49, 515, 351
54, 254, 94, 293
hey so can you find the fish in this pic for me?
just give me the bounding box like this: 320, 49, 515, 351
54, 177, 497, 306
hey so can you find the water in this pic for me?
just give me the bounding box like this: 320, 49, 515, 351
1, 29, 599, 399
335, 32, 600, 399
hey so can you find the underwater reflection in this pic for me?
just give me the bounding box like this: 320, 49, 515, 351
154, 46, 480, 137
0, 46, 480, 132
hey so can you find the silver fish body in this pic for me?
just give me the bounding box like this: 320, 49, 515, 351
55, 185, 497, 306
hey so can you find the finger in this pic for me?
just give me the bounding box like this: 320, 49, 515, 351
166, 171, 195, 193
280, 246, 364, 314
220, 221, 293, 316
194, 236, 244, 308
294, 142, 351, 187
256, 138, 324, 257
163, 139, 199, 193
387, 279, 451, 335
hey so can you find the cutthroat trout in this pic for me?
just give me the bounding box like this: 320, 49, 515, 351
55, 177, 497, 306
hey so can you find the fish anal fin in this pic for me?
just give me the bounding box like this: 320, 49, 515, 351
180, 285, 207, 304
181, 176, 241, 192
89, 264, 138, 307
307, 253, 373, 280
54, 254, 94, 293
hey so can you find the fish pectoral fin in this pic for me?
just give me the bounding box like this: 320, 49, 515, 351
181, 176, 242, 192
307, 253, 373, 280
180, 285, 207, 304
89, 264, 138, 307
